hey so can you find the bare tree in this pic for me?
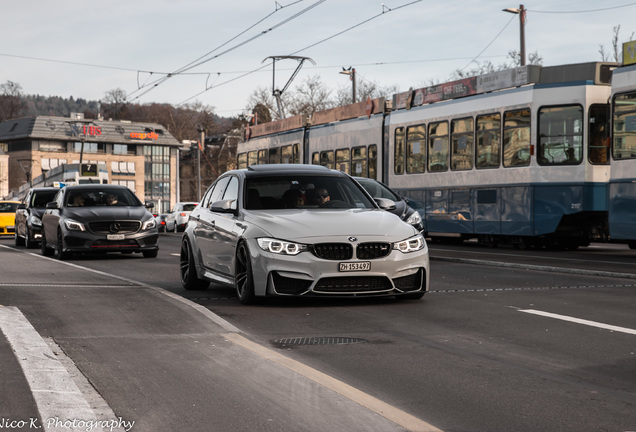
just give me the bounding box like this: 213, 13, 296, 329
335, 78, 399, 106
599, 25, 635, 63
101, 88, 129, 120
245, 86, 281, 121
286, 75, 335, 118
0, 80, 27, 121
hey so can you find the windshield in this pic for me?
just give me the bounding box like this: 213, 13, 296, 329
356, 179, 401, 201
31, 190, 58, 207
245, 175, 375, 210
66, 189, 141, 207
0, 202, 19, 213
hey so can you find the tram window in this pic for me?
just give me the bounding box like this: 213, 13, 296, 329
237, 153, 248, 169
451, 117, 474, 171
352, 146, 367, 177
538, 105, 583, 165
248, 151, 258, 166
476, 113, 501, 169
503, 109, 531, 167
269, 147, 281, 164
369, 145, 378, 180
320, 150, 334, 169
394, 127, 405, 175
336, 148, 351, 174
281, 145, 293, 164
312, 152, 320, 165
428, 121, 449, 172
612, 91, 636, 160
292, 143, 300, 164
588, 104, 609, 165
407, 124, 426, 173
258, 149, 268, 164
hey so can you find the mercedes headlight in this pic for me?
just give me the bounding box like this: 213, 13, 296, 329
142, 219, 157, 230
64, 219, 85, 231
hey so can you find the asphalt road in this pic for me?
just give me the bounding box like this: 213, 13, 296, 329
0, 235, 635, 432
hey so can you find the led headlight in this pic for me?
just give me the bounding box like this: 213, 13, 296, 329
393, 234, 426, 253
142, 219, 157, 230
30, 215, 42, 227
64, 219, 85, 231
405, 211, 422, 226
257, 238, 307, 255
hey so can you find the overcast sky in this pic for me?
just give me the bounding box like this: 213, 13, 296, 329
2, 0, 634, 117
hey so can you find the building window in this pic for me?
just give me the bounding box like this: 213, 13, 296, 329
73, 142, 104, 154
39, 140, 66, 152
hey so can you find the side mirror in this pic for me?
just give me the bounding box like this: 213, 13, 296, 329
46, 202, 59, 210
210, 199, 237, 214
145, 201, 155, 209
374, 198, 396, 211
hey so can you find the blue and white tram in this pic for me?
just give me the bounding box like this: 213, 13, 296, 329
238, 115, 306, 168
609, 61, 636, 247
388, 62, 614, 248
306, 98, 387, 179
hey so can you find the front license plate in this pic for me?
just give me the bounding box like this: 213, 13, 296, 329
107, 234, 125, 240
339, 262, 371, 272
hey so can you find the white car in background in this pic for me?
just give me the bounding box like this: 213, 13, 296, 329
170, 202, 198, 232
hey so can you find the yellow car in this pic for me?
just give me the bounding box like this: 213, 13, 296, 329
0, 200, 21, 237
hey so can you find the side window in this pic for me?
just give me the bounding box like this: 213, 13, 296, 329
248, 151, 258, 166
428, 121, 449, 172
269, 147, 281, 164
588, 104, 609, 165
538, 105, 583, 165
281, 145, 293, 164
292, 143, 300, 164
451, 117, 474, 171
312, 152, 320, 165
207, 177, 231, 209
351, 146, 367, 177
336, 148, 350, 173
406, 124, 426, 173
612, 90, 636, 160
394, 127, 405, 175
237, 153, 247, 169
368, 145, 378, 180
258, 149, 268, 164
476, 113, 501, 169
503, 109, 531, 167
320, 150, 334, 169
222, 177, 239, 210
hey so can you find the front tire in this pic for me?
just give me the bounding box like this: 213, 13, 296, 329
235, 241, 256, 305
57, 230, 70, 260
180, 238, 208, 290
25, 227, 36, 249
14, 231, 24, 247
41, 232, 54, 257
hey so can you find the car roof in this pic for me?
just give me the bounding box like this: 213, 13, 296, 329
30, 187, 59, 192
242, 164, 343, 178
60, 184, 130, 191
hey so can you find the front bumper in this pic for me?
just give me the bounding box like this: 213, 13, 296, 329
62, 230, 159, 254
247, 238, 429, 298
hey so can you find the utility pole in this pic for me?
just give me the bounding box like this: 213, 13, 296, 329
197, 126, 205, 201
340, 67, 357, 103
503, 5, 526, 66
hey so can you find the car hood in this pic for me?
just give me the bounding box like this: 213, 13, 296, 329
244, 209, 417, 242
64, 206, 151, 221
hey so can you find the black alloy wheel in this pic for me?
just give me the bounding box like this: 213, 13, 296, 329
41, 232, 54, 257
180, 238, 208, 290
57, 230, 70, 260
235, 241, 256, 305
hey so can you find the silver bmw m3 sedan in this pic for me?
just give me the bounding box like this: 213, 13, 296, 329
180, 164, 429, 304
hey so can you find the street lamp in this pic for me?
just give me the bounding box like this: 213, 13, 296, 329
503, 4, 526, 66
340, 67, 357, 103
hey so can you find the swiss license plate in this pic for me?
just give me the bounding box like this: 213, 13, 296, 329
339, 261, 371, 272
107, 234, 125, 240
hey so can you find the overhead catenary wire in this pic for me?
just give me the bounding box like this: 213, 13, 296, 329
126, 0, 326, 102
176, 0, 423, 105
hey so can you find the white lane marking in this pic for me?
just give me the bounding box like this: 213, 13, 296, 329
519, 309, 636, 335
225, 332, 444, 432
0, 306, 128, 431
